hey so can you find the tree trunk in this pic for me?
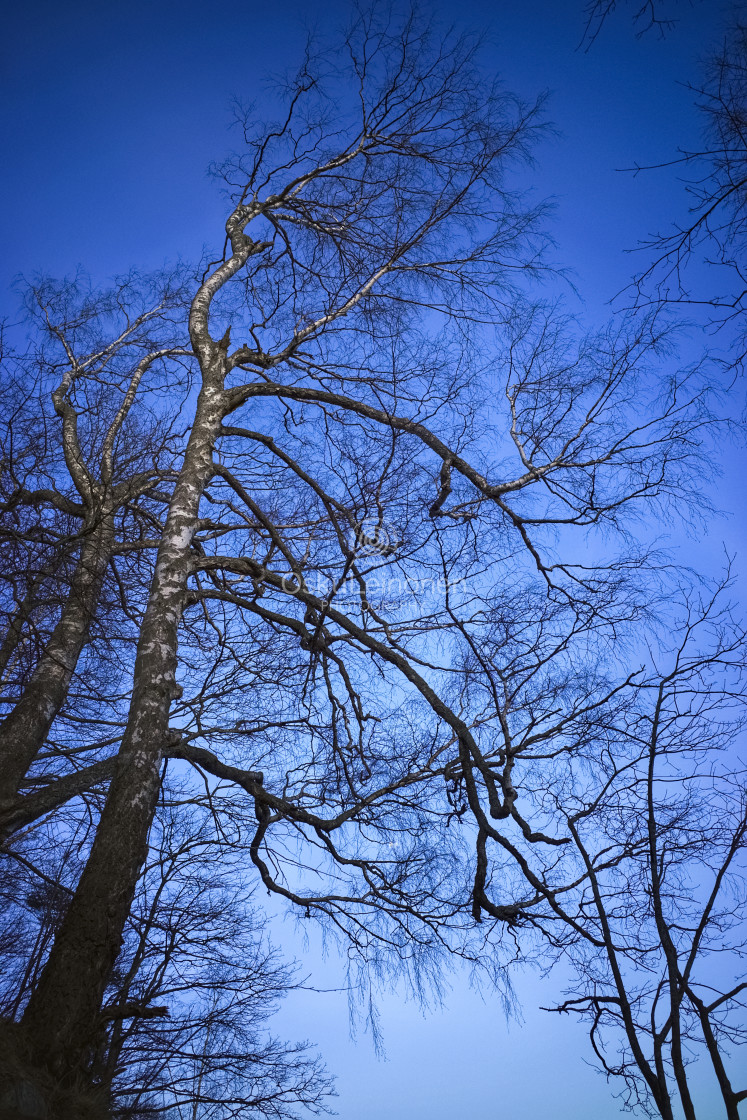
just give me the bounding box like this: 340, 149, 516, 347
0, 517, 115, 812
20, 380, 224, 1082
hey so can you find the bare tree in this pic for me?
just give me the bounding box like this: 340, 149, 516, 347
0, 272, 190, 830
579, 0, 695, 49
0, 796, 333, 1120
443, 574, 747, 1119
624, 20, 747, 371
15, 10, 551, 1087
103, 801, 333, 1120
0, 8, 730, 1118
543, 589, 747, 1120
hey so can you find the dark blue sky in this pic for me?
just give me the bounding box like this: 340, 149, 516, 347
1, 2, 742, 1117
0, 0, 727, 308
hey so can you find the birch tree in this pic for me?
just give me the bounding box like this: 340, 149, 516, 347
1, 797, 333, 1120
0, 272, 189, 830
0, 8, 725, 1117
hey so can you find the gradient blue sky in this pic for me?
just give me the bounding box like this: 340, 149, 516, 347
1, 1, 743, 1117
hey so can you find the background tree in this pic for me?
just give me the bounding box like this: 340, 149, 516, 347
579, 0, 695, 49
0, 271, 190, 832
627, 19, 747, 373
447, 575, 747, 1120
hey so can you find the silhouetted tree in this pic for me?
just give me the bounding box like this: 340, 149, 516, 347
0, 8, 737, 1120
579, 0, 693, 49
0, 797, 333, 1119
628, 20, 747, 372
0, 272, 190, 832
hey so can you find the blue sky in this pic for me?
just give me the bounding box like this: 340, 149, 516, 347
0, 0, 730, 302
1, 1, 743, 1117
